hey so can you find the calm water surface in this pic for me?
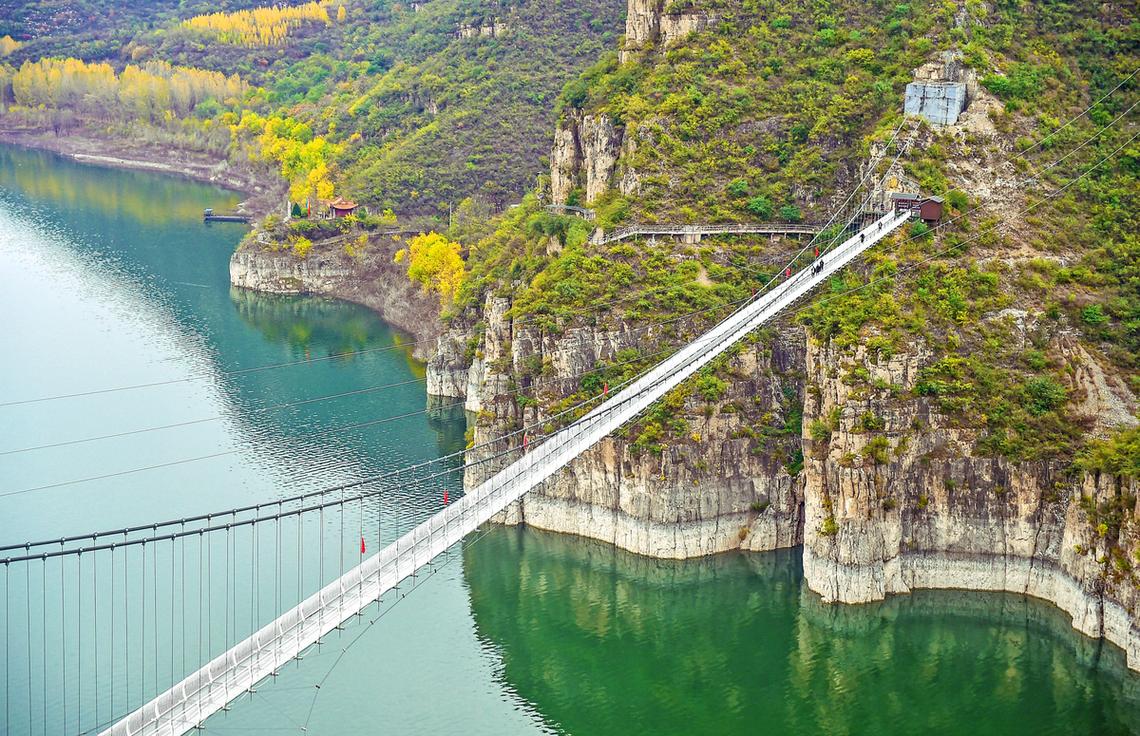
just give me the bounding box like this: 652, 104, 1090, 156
0, 144, 1137, 735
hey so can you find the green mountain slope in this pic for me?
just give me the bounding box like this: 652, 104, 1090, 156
459, 0, 1138, 468
1, 0, 626, 223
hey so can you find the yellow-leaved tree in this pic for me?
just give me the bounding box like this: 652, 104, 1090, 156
231, 110, 339, 205
182, 2, 330, 47
394, 232, 465, 307
0, 35, 22, 57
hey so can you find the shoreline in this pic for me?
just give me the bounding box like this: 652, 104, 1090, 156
9, 124, 1133, 679
0, 126, 443, 353
0, 126, 282, 218
230, 239, 446, 362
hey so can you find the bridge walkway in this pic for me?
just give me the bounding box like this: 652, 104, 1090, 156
106, 209, 911, 736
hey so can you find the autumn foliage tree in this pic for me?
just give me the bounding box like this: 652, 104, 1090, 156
7, 58, 246, 121
182, 2, 331, 47
232, 110, 340, 204
395, 232, 465, 307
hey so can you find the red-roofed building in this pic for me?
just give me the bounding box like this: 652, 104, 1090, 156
326, 197, 359, 218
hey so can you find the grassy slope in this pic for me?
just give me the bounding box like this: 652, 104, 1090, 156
460, 0, 1139, 470
2, 0, 626, 224
325, 0, 625, 217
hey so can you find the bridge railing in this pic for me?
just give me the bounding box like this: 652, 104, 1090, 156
594, 221, 823, 245
105, 208, 914, 736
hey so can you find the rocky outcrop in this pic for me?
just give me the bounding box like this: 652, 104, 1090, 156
491, 332, 807, 557
458, 20, 511, 38
581, 114, 623, 203
549, 111, 637, 205
431, 294, 807, 557
621, 0, 664, 61
428, 322, 477, 398
799, 332, 1139, 671
549, 123, 582, 205
659, 11, 719, 47
230, 234, 443, 360
428, 292, 1139, 671
620, 0, 717, 61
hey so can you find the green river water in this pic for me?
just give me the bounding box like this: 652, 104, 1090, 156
0, 143, 1137, 734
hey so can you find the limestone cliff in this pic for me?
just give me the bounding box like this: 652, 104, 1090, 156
549, 111, 631, 205
620, 0, 719, 62
230, 233, 443, 360
429, 300, 1139, 670
432, 294, 805, 556
798, 328, 1138, 670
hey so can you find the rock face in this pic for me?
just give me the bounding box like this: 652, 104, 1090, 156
621, 0, 664, 61
659, 11, 719, 47
433, 294, 806, 557
230, 234, 443, 360
549, 112, 625, 205
620, 0, 716, 61
458, 20, 510, 38
549, 123, 581, 205
799, 332, 1139, 671
427, 299, 1139, 670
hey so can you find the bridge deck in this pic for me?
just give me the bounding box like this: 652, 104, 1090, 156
106, 210, 911, 736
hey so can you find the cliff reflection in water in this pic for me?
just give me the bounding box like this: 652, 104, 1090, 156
228, 286, 464, 461
464, 527, 1140, 736
229, 286, 413, 363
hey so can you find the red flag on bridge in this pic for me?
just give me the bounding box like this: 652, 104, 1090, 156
360, 535, 366, 555
444, 489, 450, 505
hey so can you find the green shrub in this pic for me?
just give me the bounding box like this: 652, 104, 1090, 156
746, 195, 773, 218
945, 190, 969, 211
779, 204, 803, 222
866, 435, 891, 464
727, 178, 750, 196
1081, 304, 1109, 325
1075, 426, 1140, 478
982, 63, 1046, 101
859, 411, 885, 431
1022, 376, 1066, 416
809, 419, 832, 442
696, 373, 728, 402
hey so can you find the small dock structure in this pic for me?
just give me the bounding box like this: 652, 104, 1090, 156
203, 208, 251, 224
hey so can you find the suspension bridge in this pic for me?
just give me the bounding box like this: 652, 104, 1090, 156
113, 194, 908, 733
2, 81, 1132, 734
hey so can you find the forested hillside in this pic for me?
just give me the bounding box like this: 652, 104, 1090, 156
418, 0, 1138, 649
452, 0, 1137, 479
0, 0, 626, 222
